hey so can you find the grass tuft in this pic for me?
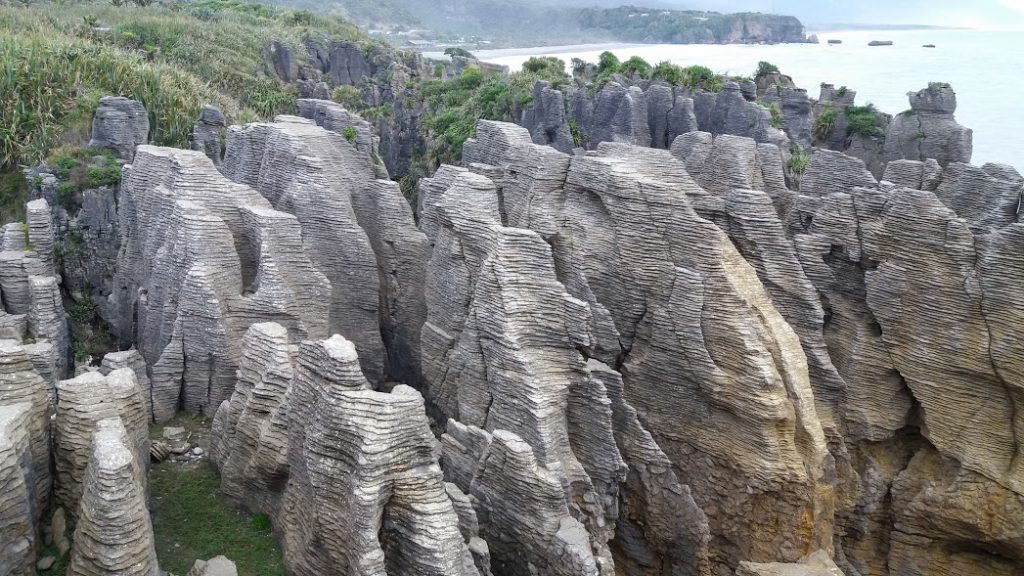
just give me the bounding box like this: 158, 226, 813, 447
151, 460, 284, 576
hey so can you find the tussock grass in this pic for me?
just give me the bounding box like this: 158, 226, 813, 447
0, 1, 369, 170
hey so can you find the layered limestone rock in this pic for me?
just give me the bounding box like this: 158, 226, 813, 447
0, 403, 39, 576
454, 121, 834, 573
931, 161, 1022, 232
737, 550, 845, 576
800, 149, 878, 196
89, 96, 149, 161
571, 82, 651, 149
67, 418, 159, 576
192, 105, 227, 167
222, 117, 388, 382
520, 81, 576, 153
210, 322, 293, 515
100, 350, 152, 421
296, 99, 389, 178
113, 145, 330, 420
210, 327, 483, 576
0, 342, 52, 525
54, 370, 150, 517
692, 81, 788, 146
883, 83, 973, 168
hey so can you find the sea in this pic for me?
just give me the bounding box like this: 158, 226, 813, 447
431, 30, 1023, 173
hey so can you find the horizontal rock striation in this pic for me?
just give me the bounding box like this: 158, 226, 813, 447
113, 145, 330, 420
210, 327, 483, 576
54, 369, 150, 518
0, 403, 40, 576
223, 115, 426, 384
0, 342, 52, 526
89, 96, 149, 161
67, 417, 159, 576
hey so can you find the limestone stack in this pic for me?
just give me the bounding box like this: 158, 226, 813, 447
0, 403, 39, 576
112, 145, 330, 420
67, 417, 159, 576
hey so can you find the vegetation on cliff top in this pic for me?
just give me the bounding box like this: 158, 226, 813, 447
0, 1, 370, 170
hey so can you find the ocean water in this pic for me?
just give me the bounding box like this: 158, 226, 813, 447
448, 30, 1023, 173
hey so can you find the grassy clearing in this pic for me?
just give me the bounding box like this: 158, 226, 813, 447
151, 461, 284, 576
149, 412, 283, 576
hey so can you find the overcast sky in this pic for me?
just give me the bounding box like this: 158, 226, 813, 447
645, 0, 1024, 27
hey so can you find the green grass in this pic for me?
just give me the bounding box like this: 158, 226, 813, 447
787, 151, 812, 176
813, 106, 838, 143
0, 1, 371, 171
151, 461, 284, 576
755, 60, 779, 77
844, 104, 884, 137
0, 170, 27, 223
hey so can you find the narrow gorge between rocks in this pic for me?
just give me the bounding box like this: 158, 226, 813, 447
1, 29, 1023, 576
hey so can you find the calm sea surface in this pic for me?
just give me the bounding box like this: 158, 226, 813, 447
435, 30, 1022, 172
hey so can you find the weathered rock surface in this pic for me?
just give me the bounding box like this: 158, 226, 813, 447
222, 117, 387, 382
520, 81, 576, 153
192, 105, 227, 167
54, 370, 150, 517
100, 350, 152, 421
67, 417, 159, 576
0, 403, 39, 576
210, 327, 483, 575
89, 96, 149, 161
188, 556, 238, 576
883, 83, 972, 168
113, 145, 330, 420
0, 342, 52, 524
737, 550, 845, 576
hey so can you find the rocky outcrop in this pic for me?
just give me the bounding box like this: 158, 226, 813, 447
67, 417, 159, 576
112, 145, 330, 420
54, 369, 151, 517
222, 116, 384, 381
737, 550, 844, 576
0, 342, 52, 526
191, 105, 227, 167
100, 350, 152, 421
0, 402, 40, 576
571, 82, 651, 149
210, 327, 483, 576
520, 81, 576, 153
89, 96, 149, 161
210, 322, 293, 515
883, 83, 972, 168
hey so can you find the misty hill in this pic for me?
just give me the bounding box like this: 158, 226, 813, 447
263, 0, 809, 46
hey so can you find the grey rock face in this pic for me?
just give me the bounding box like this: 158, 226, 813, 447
456, 122, 832, 573
67, 417, 159, 576
932, 162, 1022, 233
883, 83, 972, 168
585, 82, 651, 148
113, 145, 330, 420
296, 99, 389, 178
192, 105, 227, 167
54, 370, 149, 518
188, 556, 238, 576
100, 350, 152, 422
210, 322, 293, 516
520, 81, 576, 153
0, 342, 52, 525
209, 324, 482, 575
222, 117, 390, 383
737, 550, 845, 576
0, 403, 39, 576
89, 96, 149, 161
800, 149, 878, 196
